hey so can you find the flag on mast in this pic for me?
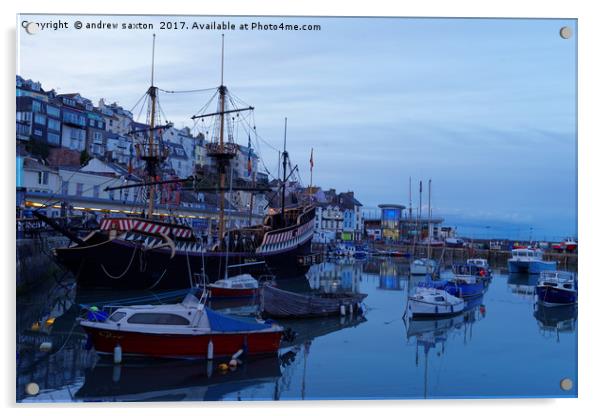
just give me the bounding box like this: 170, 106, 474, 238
310, 148, 314, 171
247, 134, 252, 177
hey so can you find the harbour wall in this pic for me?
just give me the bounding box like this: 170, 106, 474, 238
16, 237, 69, 293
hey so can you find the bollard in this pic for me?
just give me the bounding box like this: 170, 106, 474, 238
207, 340, 214, 360
113, 344, 122, 364
340, 304, 346, 316
348, 303, 353, 316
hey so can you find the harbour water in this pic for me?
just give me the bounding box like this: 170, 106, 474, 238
16, 257, 577, 402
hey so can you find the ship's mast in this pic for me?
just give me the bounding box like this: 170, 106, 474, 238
147, 34, 158, 218
281, 118, 288, 226
218, 34, 227, 240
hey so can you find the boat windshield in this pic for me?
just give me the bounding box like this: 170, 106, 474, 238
181, 289, 204, 307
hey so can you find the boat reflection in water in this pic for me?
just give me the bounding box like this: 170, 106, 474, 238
74, 310, 367, 402
404, 296, 486, 399
75, 355, 281, 402
533, 303, 577, 342
506, 274, 538, 299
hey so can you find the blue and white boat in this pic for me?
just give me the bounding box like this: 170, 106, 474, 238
508, 248, 556, 274
466, 258, 492, 280
407, 287, 464, 318
418, 273, 484, 299
443, 272, 485, 299
536, 271, 577, 306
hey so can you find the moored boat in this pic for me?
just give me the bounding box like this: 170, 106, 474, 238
260, 284, 367, 318
208, 274, 259, 298
466, 258, 492, 279
44, 37, 317, 290
79, 289, 283, 359
508, 248, 556, 274
407, 287, 464, 318
536, 271, 577, 306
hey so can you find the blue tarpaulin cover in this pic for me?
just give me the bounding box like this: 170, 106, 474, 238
205, 308, 272, 332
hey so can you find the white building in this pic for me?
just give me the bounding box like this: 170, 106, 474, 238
162, 126, 197, 178
98, 99, 133, 136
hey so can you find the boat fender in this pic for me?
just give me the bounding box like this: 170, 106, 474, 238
39, 342, 52, 352
113, 344, 122, 364
207, 340, 214, 360
207, 360, 213, 378
112, 365, 121, 383
228, 359, 238, 369
218, 363, 229, 372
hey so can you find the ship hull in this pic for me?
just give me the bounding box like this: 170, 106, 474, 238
55, 237, 312, 290
508, 260, 557, 274
82, 326, 282, 359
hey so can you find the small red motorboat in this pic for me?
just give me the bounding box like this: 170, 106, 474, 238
207, 274, 259, 298
79, 289, 283, 359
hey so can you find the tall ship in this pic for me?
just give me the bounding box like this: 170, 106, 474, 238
37, 36, 316, 289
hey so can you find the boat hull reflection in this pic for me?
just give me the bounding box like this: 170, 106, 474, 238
75, 355, 281, 401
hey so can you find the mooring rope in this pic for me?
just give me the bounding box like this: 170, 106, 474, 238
100, 245, 138, 280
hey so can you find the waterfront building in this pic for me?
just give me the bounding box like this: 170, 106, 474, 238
85, 109, 108, 158
364, 218, 382, 241
338, 191, 363, 242
162, 126, 198, 178
372, 203, 446, 243
56, 94, 90, 152
98, 99, 133, 136
311, 188, 364, 244
105, 132, 134, 166
16, 77, 62, 148
379, 204, 406, 242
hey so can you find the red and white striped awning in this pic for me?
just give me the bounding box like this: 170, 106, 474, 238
100, 218, 193, 239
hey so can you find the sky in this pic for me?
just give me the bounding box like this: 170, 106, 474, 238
17, 15, 577, 240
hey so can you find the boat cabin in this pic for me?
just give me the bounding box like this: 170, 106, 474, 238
511, 249, 543, 260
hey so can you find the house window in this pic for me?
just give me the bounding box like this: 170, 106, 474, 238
37, 171, 49, 185
32, 101, 41, 113
76, 183, 83, 196
93, 185, 100, 198
47, 118, 60, 131
33, 129, 42, 136
61, 181, 69, 195
16, 112, 32, 123
48, 133, 60, 145
47, 106, 60, 118
34, 114, 46, 125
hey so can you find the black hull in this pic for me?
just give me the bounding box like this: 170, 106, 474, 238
55, 237, 312, 290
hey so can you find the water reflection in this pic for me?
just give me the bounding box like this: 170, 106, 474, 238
507, 274, 538, 299
74, 355, 281, 402
16, 257, 577, 401
533, 303, 578, 342
404, 297, 487, 399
